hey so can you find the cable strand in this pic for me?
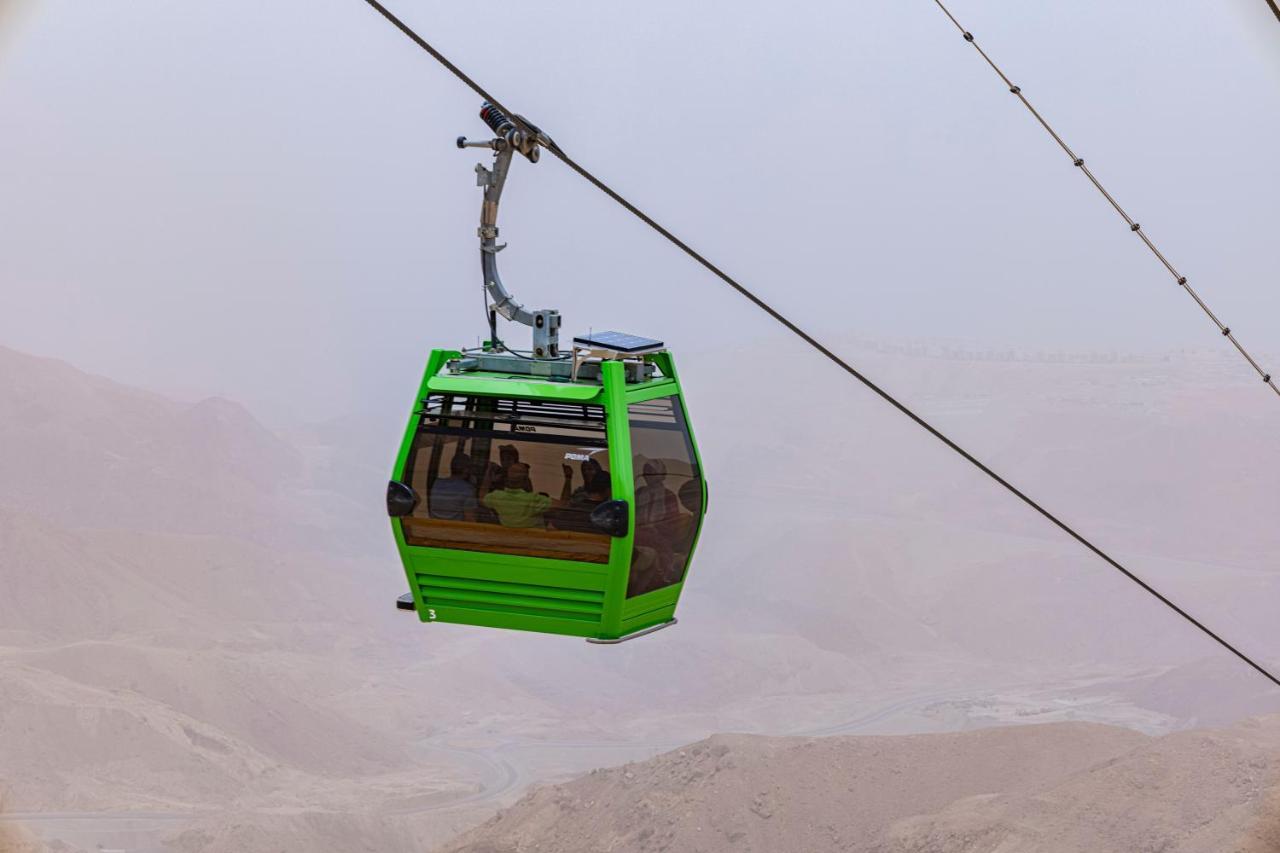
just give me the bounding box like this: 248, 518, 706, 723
359, 0, 1280, 689
932, 0, 1279, 399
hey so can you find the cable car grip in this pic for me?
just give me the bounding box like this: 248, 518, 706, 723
461, 102, 561, 358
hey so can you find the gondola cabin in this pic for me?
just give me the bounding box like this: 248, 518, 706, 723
388, 336, 706, 642
387, 105, 706, 641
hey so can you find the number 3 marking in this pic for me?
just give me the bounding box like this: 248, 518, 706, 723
427, 609, 437, 620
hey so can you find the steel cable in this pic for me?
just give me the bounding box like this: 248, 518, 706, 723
932, 0, 1279, 400
358, 0, 1280, 690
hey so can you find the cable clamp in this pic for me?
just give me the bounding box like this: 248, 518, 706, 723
1222, 327, 1231, 336
1130, 223, 1141, 232
1009, 85, 1021, 94
1265, 374, 1273, 383
963, 31, 974, 42
478, 225, 499, 240
1177, 277, 1188, 286
1073, 158, 1084, 167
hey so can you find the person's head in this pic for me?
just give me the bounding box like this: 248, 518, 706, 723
498, 444, 520, 467
580, 457, 602, 482
449, 454, 471, 478
586, 471, 611, 501
506, 462, 530, 490
642, 458, 666, 487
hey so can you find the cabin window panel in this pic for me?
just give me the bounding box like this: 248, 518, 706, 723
626, 396, 703, 597
401, 396, 613, 563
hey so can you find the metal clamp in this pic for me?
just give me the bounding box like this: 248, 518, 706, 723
460, 102, 559, 356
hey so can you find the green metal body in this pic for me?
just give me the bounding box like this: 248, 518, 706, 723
390, 349, 707, 641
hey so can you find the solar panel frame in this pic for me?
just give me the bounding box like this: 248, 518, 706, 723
571, 330, 665, 353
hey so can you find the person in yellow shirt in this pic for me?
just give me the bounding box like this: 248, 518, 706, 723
481, 463, 552, 528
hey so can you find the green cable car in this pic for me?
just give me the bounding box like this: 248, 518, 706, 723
386, 105, 707, 642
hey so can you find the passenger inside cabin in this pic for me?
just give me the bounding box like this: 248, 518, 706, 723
559, 457, 609, 504
548, 470, 612, 533
578, 458, 608, 493
429, 453, 478, 521
482, 462, 552, 528
635, 459, 680, 526
631, 459, 684, 590
486, 444, 531, 492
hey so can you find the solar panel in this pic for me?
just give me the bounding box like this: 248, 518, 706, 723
572, 330, 665, 353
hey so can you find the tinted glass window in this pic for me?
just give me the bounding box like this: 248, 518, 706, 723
627, 396, 703, 597
401, 396, 613, 563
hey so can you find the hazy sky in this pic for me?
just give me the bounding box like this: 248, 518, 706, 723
2, 0, 1278, 424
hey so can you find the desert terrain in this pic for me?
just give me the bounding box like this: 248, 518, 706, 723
439, 717, 1280, 853
2, 338, 1279, 851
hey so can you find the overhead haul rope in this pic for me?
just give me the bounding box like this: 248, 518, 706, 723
359, 0, 1280, 689
932, 0, 1279, 400
1268, 0, 1280, 24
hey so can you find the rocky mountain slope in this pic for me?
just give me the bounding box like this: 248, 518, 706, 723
438, 717, 1280, 853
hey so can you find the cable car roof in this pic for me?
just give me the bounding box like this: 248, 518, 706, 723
430, 338, 676, 403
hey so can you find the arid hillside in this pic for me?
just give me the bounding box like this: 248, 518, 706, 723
3, 340, 1279, 851
438, 716, 1280, 853
0, 795, 44, 853
0, 346, 301, 541
0, 825, 43, 853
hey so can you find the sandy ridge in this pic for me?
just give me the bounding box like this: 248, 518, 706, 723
437, 718, 1280, 853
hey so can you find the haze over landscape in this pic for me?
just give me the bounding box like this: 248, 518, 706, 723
3, 340, 1279, 851
3, 1, 1280, 851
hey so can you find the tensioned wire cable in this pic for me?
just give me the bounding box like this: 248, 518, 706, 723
358, 0, 1280, 690
932, 0, 1279, 400
1267, 0, 1280, 24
